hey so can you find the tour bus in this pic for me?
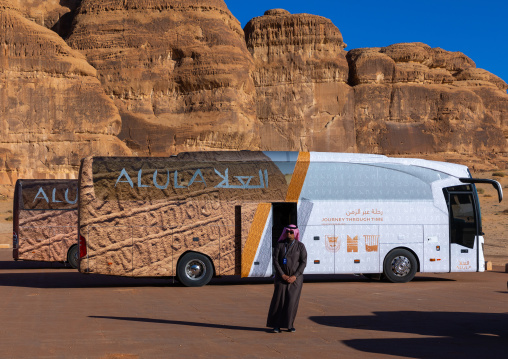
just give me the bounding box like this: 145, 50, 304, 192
13, 179, 79, 268
77, 151, 502, 286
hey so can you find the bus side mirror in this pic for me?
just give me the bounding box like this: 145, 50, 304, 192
459, 178, 503, 203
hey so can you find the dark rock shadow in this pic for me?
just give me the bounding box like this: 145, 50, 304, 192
52, 0, 82, 39
310, 311, 508, 358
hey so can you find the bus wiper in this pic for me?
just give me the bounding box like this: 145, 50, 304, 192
459, 178, 503, 203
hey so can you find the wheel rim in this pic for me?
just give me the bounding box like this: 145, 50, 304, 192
390, 256, 411, 277
185, 259, 206, 281
69, 247, 78, 268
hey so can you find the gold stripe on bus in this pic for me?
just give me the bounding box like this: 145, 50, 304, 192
241, 203, 271, 278
285, 152, 310, 202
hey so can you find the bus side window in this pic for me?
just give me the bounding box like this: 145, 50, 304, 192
449, 193, 476, 249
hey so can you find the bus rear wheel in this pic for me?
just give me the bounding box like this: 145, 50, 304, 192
67, 244, 79, 269
383, 249, 417, 283
177, 252, 214, 287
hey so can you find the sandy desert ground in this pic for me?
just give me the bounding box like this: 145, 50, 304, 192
0, 170, 506, 265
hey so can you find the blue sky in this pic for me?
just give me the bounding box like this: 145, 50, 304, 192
227, 0, 508, 84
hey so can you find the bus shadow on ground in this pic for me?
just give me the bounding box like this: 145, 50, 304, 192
310, 311, 508, 358
0, 271, 455, 289
209, 274, 454, 286
89, 315, 268, 332
0, 259, 69, 270
0, 272, 171, 288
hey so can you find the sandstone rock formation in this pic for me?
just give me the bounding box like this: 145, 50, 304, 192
66, 0, 259, 156
1, 2, 508, 200
0, 2, 131, 193
347, 43, 508, 165
245, 9, 355, 152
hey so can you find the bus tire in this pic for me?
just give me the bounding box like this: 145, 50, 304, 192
383, 249, 417, 283
67, 244, 79, 269
177, 252, 214, 287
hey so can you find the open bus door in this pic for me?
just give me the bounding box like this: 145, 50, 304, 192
445, 187, 479, 272
271, 203, 298, 275
242, 202, 297, 278
271, 203, 298, 247
444, 179, 503, 273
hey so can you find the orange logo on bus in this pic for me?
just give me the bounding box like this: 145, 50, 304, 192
364, 235, 379, 252
347, 235, 358, 252
325, 235, 340, 253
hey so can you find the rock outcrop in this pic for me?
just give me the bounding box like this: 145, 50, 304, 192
1, 2, 508, 199
245, 9, 355, 152
346, 43, 508, 164
0, 2, 131, 191
66, 0, 259, 156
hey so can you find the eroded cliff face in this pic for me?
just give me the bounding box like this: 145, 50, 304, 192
1, 3, 508, 198
0, 2, 131, 190
245, 9, 355, 152
347, 43, 508, 166
66, 0, 259, 156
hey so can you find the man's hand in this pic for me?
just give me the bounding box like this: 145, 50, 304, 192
287, 275, 297, 284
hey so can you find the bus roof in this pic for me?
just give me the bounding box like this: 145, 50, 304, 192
16, 179, 78, 186
306, 152, 470, 178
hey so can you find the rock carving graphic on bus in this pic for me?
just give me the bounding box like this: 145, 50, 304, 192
115, 167, 269, 190
14, 179, 79, 267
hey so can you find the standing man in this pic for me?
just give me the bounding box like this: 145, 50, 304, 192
267, 224, 307, 333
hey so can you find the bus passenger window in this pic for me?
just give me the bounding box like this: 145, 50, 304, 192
449, 193, 477, 249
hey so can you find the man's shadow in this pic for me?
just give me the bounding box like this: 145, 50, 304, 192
90, 315, 268, 332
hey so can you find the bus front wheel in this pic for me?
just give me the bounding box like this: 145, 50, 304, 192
67, 244, 79, 269
177, 252, 214, 287
383, 249, 417, 283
